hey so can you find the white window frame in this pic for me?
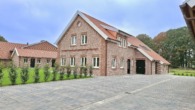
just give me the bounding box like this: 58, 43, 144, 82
93, 57, 99, 68
123, 39, 127, 48
112, 57, 117, 68
24, 58, 28, 64
37, 58, 41, 64
81, 34, 87, 45
81, 57, 87, 67
61, 58, 66, 66
120, 58, 124, 68
117, 37, 122, 47
71, 36, 76, 45
70, 57, 75, 67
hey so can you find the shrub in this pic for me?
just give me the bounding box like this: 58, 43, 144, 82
52, 63, 59, 81
89, 66, 93, 77
34, 65, 40, 83
59, 66, 65, 80
20, 66, 29, 84
83, 67, 88, 77
73, 66, 78, 79
0, 62, 4, 86
44, 64, 50, 82
66, 65, 71, 79
9, 63, 17, 85
79, 67, 83, 78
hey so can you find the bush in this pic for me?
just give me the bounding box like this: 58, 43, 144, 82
34, 65, 40, 83
9, 63, 17, 85
89, 66, 93, 77
79, 67, 83, 78
44, 64, 50, 82
73, 66, 78, 79
66, 65, 71, 79
59, 66, 65, 80
52, 63, 59, 81
0, 62, 4, 86
83, 67, 88, 77
20, 66, 29, 84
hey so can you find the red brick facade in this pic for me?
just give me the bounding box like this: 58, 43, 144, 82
56, 11, 170, 76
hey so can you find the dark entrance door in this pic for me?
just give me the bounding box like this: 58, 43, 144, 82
136, 60, 145, 74
155, 62, 158, 74
127, 59, 131, 74
30, 58, 35, 67
52, 59, 55, 67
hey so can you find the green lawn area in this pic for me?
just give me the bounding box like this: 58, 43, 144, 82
0, 68, 91, 87
170, 68, 195, 77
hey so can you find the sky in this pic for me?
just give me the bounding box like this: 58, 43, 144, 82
0, 0, 186, 44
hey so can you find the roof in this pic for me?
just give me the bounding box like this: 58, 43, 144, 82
180, 0, 195, 39
128, 36, 170, 65
56, 11, 132, 44
0, 41, 27, 59
56, 10, 170, 65
23, 40, 57, 51
183, 0, 195, 8
13, 48, 57, 59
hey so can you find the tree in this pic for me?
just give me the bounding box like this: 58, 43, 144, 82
153, 32, 167, 55
155, 27, 195, 68
0, 35, 7, 42
136, 34, 157, 51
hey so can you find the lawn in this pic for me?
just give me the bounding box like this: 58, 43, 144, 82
170, 68, 195, 77
0, 68, 91, 87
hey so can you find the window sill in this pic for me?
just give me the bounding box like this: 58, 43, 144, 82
120, 67, 124, 69
70, 44, 76, 47
93, 67, 99, 69
81, 44, 87, 46
112, 67, 117, 70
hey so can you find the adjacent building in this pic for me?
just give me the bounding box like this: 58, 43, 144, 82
56, 11, 170, 76
0, 40, 57, 67
180, 0, 195, 39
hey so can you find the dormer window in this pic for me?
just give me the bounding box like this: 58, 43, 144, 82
117, 37, 122, 47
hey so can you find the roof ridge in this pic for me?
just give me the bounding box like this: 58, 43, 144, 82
0, 41, 26, 45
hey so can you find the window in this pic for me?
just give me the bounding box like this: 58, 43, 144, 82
112, 57, 117, 68
117, 37, 122, 47
70, 57, 75, 66
24, 58, 28, 63
61, 58, 66, 66
37, 58, 41, 64
81, 57, 87, 66
71, 36, 76, 45
123, 39, 127, 48
120, 58, 124, 68
93, 57, 99, 68
81, 34, 87, 45
47, 59, 50, 64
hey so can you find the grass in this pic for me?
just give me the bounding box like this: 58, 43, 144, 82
170, 68, 195, 77
0, 68, 91, 87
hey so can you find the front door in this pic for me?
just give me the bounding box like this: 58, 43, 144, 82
127, 59, 131, 74
30, 58, 35, 68
136, 60, 145, 74
52, 59, 55, 67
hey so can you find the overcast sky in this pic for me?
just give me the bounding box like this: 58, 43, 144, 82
0, 0, 185, 44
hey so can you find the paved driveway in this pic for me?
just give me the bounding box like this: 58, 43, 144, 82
0, 75, 194, 110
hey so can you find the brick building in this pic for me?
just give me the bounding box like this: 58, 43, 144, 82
56, 11, 170, 76
0, 40, 57, 67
